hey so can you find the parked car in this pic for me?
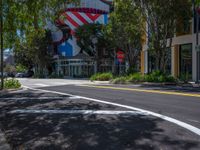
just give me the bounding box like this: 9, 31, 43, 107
15, 70, 34, 78
15, 73, 25, 78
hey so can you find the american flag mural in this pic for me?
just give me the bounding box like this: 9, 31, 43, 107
53, 11, 108, 57
49, 0, 110, 57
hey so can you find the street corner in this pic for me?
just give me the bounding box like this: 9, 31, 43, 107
0, 90, 200, 150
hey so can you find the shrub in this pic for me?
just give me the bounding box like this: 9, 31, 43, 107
143, 71, 176, 83
166, 76, 177, 83
16, 64, 27, 73
128, 73, 144, 83
111, 77, 127, 84
4, 78, 21, 89
90, 73, 113, 81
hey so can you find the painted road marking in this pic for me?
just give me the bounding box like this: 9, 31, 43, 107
9, 110, 146, 115
80, 85, 200, 98
0, 97, 64, 100
69, 96, 81, 99
34, 84, 49, 87
22, 86, 200, 136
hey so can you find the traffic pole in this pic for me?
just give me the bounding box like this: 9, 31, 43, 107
0, 0, 4, 90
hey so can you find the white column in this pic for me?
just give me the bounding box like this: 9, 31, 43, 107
144, 50, 148, 74
171, 46, 175, 76
192, 36, 197, 81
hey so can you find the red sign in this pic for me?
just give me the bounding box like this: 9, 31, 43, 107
117, 51, 125, 59
117, 51, 125, 63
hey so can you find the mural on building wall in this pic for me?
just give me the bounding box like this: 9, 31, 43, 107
49, 0, 110, 57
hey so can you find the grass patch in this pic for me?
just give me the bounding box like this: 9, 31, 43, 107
90, 73, 113, 81
111, 77, 128, 84
4, 78, 21, 89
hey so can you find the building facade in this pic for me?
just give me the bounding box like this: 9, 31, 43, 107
141, 11, 200, 82
48, 0, 113, 77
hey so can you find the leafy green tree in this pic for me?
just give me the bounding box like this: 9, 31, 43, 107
14, 30, 53, 75
4, 64, 16, 74
3, 0, 78, 48
75, 24, 104, 55
16, 64, 27, 73
137, 0, 191, 73
106, 0, 143, 70
75, 23, 113, 72
1, 0, 79, 77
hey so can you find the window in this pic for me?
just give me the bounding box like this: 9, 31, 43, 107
179, 44, 192, 80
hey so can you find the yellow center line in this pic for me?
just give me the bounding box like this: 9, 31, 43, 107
82, 85, 200, 98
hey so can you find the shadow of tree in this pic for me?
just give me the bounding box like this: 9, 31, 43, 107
0, 91, 200, 150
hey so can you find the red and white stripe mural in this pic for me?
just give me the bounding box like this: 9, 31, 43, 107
49, 0, 110, 57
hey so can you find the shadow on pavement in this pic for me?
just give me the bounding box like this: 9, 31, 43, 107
140, 85, 200, 93
0, 91, 200, 150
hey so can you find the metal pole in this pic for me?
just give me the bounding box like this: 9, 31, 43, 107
0, 0, 4, 90
196, 5, 200, 83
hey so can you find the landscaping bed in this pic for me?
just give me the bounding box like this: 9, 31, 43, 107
90, 71, 177, 85
0, 78, 21, 90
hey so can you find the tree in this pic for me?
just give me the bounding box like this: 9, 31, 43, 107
75, 23, 113, 72
1, 0, 79, 83
106, 0, 143, 70
137, 0, 191, 73
1, 0, 79, 88
75, 24, 104, 56
14, 30, 54, 75
3, 0, 78, 48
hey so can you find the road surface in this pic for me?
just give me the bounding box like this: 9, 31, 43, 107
0, 78, 200, 149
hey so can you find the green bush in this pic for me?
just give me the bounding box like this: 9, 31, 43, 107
4, 78, 21, 89
128, 73, 144, 83
143, 71, 176, 83
16, 64, 27, 73
165, 76, 177, 83
111, 77, 127, 84
90, 73, 113, 81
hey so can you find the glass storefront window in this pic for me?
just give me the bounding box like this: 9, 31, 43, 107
179, 44, 192, 81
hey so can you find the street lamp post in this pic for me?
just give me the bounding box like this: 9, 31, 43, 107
0, 0, 4, 90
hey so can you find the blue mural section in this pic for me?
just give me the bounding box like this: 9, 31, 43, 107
58, 41, 73, 57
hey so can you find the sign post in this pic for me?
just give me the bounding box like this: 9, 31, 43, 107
117, 50, 125, 74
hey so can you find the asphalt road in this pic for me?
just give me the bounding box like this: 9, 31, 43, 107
0, 78, 200, 149
39, 84, 200, 128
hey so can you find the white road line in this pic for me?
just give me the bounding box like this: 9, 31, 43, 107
0, 97, 64, 100
22, 86, 200, 136
69, 96, 81, 99
34, 84, 49, 87
9, 110, 145, 115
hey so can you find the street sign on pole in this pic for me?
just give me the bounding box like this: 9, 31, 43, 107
117, 50, 125, 62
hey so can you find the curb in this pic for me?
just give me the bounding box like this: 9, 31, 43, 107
0, 87, 24, 94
